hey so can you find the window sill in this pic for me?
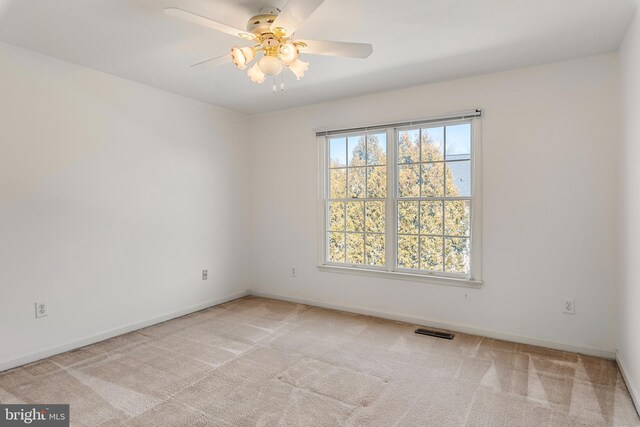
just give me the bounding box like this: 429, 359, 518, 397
317, 264, 484, 288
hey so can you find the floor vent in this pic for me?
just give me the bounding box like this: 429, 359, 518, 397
414, 328, 455, 340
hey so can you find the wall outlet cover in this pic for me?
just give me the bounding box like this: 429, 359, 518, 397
35, 301, 48, 318
563, 298, 575, 314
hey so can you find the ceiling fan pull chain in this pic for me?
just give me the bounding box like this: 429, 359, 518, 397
281, 71, 285, 92
272, 76, 276, 93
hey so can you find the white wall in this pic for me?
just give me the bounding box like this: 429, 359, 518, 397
249, 53, 619, 356
0, 40, 624, 371
618, 7, 640, 408
0, 42, 250, 370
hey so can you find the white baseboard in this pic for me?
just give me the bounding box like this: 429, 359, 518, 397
250, 290, 616, 359
617, 352, 640, 417
1, 288, 618, 373
0, 290, 249, 373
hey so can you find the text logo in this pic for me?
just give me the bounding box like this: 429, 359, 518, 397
0, 405, 69, 426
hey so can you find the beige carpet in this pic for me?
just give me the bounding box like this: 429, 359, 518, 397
0, 296, 638, 426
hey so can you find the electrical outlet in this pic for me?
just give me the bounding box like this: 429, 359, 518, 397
202, 269, 208, 280
35, 301, 48, 318
563, 298, 575, 314
291, 267, 297, 277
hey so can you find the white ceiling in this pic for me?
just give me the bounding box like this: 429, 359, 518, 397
0, 0, 636, 114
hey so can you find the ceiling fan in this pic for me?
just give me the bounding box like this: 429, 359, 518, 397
164, 0, 373, 90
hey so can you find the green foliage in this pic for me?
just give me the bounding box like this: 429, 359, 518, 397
328, 130, 470, 274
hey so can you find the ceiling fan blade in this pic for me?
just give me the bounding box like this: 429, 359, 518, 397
270, 0, 326, 36
164, 7, 257, 41
297, 40, 373, 58
191, 53, 232, 69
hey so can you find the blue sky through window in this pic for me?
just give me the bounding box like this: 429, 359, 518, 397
330, 133, 388, 167
329, 137, 346, 167
329, 124, 469, 172
445, 124, 471, 158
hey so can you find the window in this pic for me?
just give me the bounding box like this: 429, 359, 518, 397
320, 113, 481, 285
327, 133, 388, 267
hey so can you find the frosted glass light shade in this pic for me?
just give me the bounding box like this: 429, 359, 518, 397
231, 46, 255, 70
247, 63, 266, 83
288, 59, 309, 80
278, 42, 299, 64
258, 55, 283, 76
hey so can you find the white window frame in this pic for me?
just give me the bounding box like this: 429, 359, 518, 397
317, 116, 483, 288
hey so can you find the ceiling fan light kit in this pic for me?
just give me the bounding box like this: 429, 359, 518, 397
288, 58, 309, 80
165, 0, 373, 92
247, 63, 266, 84
279, 42, 299, 64
257, 54, 283, 76
230, 46, 255, 69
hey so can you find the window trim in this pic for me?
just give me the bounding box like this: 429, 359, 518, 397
317, 116, 483, 287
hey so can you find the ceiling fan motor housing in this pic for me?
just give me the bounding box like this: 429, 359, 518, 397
246, 8, 280, 35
